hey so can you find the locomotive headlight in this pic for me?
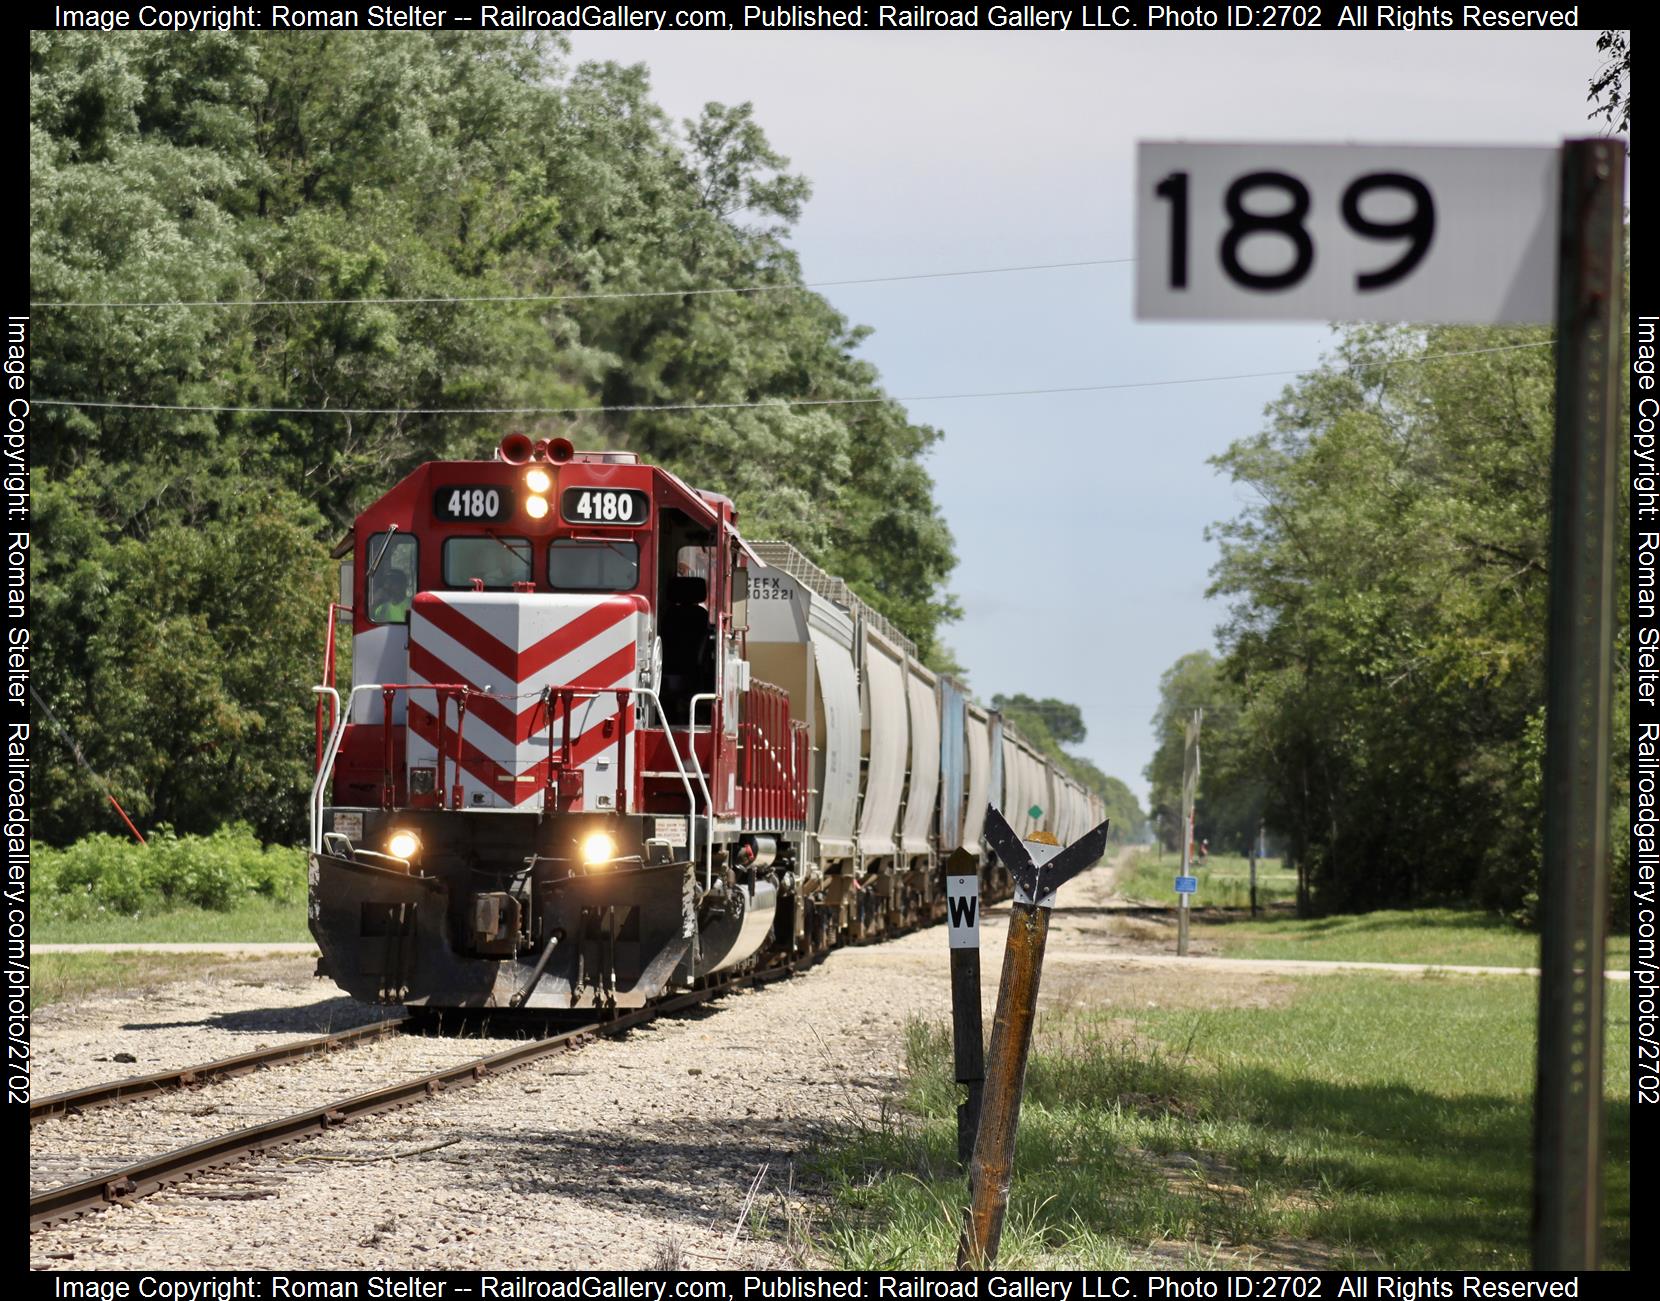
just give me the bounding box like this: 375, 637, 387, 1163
525, 467, 552, 494
525, 494, 550, 520
387, 830, 421, 862
580, 831, 616, 867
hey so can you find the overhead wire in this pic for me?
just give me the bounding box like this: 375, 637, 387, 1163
28, 341, 1554, 419
27, 256, 1136, 310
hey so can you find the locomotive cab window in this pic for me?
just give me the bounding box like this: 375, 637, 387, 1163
443, 536, 531, 589
548, 539, 639, 591
365, 531, 418, 624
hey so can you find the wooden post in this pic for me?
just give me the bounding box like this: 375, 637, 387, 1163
1533, 136, 1623, 1272
944, 848, 985, 1170
958, 810, 1110, 1271
959, 896, 1050, 1268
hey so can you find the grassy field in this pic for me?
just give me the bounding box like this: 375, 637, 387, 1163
30, 951, 286, 1010
1119, 852, 1299, 910
1200, 907, 1632, 971
810, 972, 1630, 1270
33, 897, 311, 945
1116, 851, 1631, 971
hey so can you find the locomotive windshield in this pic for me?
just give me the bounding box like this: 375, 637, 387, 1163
365, 531, 417, 623
443, 535, 531, 588
548, 539, 638, 591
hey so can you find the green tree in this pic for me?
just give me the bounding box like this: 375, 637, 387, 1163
1143, 652, 1263, 856
991, 695, 1086, 746
32, 473, 334, 843
1589, 30, 1630, 136
1205, 323, 1629, 922
993, 693, 1143, 840
29, 32, 967, 840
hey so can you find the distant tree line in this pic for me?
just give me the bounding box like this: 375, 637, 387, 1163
1147, 324, 1629, 926
990, 694, 1145, 842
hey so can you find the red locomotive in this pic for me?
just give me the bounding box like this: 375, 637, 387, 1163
309, 435, 1100, 1010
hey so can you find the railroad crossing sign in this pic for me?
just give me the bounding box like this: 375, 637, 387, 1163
1136, 142, 1559, 323
960, 807, 1110, 1270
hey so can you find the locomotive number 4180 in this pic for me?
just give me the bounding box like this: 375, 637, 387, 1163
1135, 142, 1558, 325
434, 486, 512, 522
561, 487, 650, 526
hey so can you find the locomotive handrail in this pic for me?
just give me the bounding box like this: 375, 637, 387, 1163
309, 682, 468, 854
685, 692, 720, 888
314, 603, 352, 773
310, 685, 343, 854
309, 682, 702, 878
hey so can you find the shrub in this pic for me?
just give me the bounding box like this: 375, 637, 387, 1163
31, 825, 307, 919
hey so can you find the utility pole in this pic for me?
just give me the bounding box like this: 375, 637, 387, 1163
1177, 709, 1201, 955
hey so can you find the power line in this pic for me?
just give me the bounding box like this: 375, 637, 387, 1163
28, 341, 1554, 419
28, 256, 1136, 310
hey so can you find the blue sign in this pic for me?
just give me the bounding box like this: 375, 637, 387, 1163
1175, 876, 1198, 894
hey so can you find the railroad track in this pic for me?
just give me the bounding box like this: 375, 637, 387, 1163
29, 1018, 408, 1125
29, 959, 814, 1233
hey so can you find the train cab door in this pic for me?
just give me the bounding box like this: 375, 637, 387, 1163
656, 510, 718, 729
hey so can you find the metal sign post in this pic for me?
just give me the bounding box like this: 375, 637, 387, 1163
1533, 137, 1624, 1272
958, 809, 1110, 1270
944, 847, 986, 1169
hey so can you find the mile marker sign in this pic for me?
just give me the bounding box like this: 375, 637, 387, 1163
1136, 143, 1559, 324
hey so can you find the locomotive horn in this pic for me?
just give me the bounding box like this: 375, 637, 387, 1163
498, 432, 534, 464
547, 437, 575, 464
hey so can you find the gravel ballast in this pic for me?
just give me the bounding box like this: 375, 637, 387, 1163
28, 855, 1285, 1271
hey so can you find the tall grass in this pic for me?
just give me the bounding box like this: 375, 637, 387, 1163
810, 974, 1630, 1270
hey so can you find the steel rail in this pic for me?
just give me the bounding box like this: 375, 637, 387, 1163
30, 960, 814, 1232
29, 1018, 408, 1126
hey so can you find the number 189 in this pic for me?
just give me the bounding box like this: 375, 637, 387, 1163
1154, 169, 1435, 294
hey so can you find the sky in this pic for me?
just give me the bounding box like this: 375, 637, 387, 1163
567, 30, 1612, 804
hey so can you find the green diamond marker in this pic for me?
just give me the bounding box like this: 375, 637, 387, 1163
1028, 805, 1043, 820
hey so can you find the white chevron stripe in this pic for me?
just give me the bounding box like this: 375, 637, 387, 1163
409, 607, 639, 703
404, 594, 642, 811
419, 590, 592, 647
407, 692, 627, 769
